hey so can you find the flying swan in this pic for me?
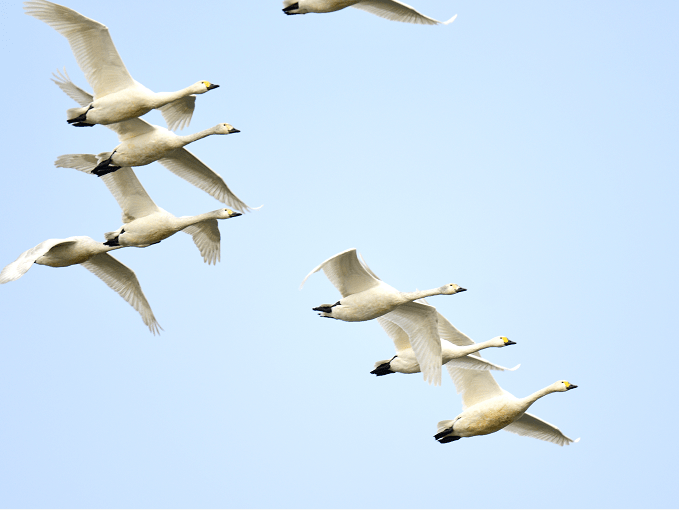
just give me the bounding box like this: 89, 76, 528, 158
52, 71, 252, 212
0, 236, 161, 334
434, 370, 580, 446
55, 158, 242, 264
300, 248, 467, 385
282, 0, 457, 25
24, 0, 219, 130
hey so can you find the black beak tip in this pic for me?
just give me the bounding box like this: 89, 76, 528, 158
231, 212, 243, 218
568, 384, 578, 390
208, 84, 220, 90
457, 287, 467, 293
506, 340, 517, 346
229, 128, 240, 134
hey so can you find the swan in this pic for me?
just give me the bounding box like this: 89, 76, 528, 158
52, 71, 252, 212
282, 0, 456, 25
54, 158, 242, 264
24, 0, 219, 130
300, 248, 466, 385
434, 374, 580, 446
0, 236, 161, 334
372, 303, 519, 377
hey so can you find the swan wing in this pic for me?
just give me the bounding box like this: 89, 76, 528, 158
447, 367, 504, 408
80, 252, 161, 335
104, 117, 157, 141
503, 412, 580, 446
351, 0, 457, 25
52, 68, 92, 106
182, 220, 220, 265
24, 0, 135, 97
376, 316, 412, 353
382, 301, 442, 385
55, 153, 100, 173
300, 248, 381, 296
159, 96, 196, 132
0, 238, 76, 284
445, 356, 520, 373
436, 311, 475, 346
99, 167, 161, 223
157, 149, 251, 212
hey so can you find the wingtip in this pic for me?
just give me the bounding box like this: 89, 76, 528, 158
442, 14, 457, 25
573, 437, 581, 443
509, 363, 521, 371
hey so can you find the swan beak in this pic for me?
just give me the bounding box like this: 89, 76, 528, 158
504, 339, 516, 346
566, 383, 578, 390
229, 212, 242, 218
456, 287, 467, 293
207, 84, 220, 90
228, 127, 240, 134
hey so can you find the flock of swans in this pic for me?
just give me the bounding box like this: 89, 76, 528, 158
1, 0, 579, 448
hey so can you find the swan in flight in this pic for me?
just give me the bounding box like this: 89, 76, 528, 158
301, 248, 466, 385
282, 0, 456, 25
372, 301, 519, 377
52, 71, 252, 212
54, 158, 242, 264
0, 236, 161, 334
24, 0, 219, 130
435, 373, 579, 446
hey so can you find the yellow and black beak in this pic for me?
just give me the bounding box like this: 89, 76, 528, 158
504, 338, 516, 346
566, 382, 578, 390
207, 83, 220, 90
229, 211, 243, 218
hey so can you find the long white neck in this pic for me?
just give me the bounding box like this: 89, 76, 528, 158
177, 127, 219, 147
450, 339, 498, 358
520, 384, 559, 408
174, 210, 223, 230
400, 286, 447, 302
152, 86, 195, 108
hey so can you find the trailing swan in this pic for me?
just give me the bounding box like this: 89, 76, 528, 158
24, 0, 219, 130
282, 0, 456, 25
0, 236, 161, 334
372, 304, 519, 376
300, 248, 466, 385
52, 72, 252, 212
54, 158, 242, 264
435, 374, 580, 446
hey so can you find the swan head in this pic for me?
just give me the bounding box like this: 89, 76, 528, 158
440, 283, 467, 295
214, 123, 240, 135
554, 380, 578, 392
215, 208, 243, 220
196, 80, 220, 93
489, 336, 516, 347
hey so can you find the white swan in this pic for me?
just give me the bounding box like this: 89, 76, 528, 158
0, 236, 161, 334
52, 72, 252, 212
24, 0, 219, 130
54, 158, 242, 264
282, 0, 456, 25
435, 374, 580, 446
372, 304, 519, 376
300, 248, 466, 385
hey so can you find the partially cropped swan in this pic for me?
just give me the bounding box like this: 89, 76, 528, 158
52, 72, 252, 211
54, 158, 242, 263
282, 0, 456, 25
0, 236, 160, 334
24, 0, 219, 130
372, 302, 519, 377
434, 374, 579, 446
300, 248, 466, 384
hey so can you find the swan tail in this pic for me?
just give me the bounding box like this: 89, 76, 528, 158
370, 360, 395, 376
66, 106, 88, 122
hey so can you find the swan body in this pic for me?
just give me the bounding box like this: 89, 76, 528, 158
24, 1, 219, 130
301, 248, 466, 384
53, 159, 241, 263
0, 236, 160, 334
282, 0, 457, 25
52, 72, 252, 211
435, 375, 579, 446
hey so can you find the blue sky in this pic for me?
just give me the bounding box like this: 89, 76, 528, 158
0, 0, 678, 507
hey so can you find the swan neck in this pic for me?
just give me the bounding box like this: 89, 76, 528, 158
152, 87, 193, 107
456, 341, 492, 357
178, 127, 216, 146
401, 288, 442, 302
522, 385, 557, 406
176, 210, 220, 229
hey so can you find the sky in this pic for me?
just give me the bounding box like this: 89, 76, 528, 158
0, 0, 678, 508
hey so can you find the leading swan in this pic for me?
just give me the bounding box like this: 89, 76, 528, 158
24, 0, 219, 130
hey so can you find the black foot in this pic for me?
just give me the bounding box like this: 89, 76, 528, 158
68, 105, 93, 124
434, 428, 454, 440
437, 435, 461, 444
313, 305, 333, 313
70, 122, 95, 127
370, 363, 395, 376
103, 238, 119, 247
283, 2, 300, 14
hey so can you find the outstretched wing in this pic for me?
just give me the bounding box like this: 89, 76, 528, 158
300, 248, 382, 297
447, 367, 505, 408
159, 96, 196, 132
25, 0, 136, 97
382, 301, 442, 385
182, 220, 221, 265
352, 0, 456, 25
503, 412, 580, 447
81, 252, 161, 334
99, 167, 160, 223
0, 239, 76, 284
445, 355, 520, 373
52, 68, 92, 106
376, 316, 412, 353
158, 148, 251, 212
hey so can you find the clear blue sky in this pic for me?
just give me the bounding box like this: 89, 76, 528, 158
0, 0, 677, 507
